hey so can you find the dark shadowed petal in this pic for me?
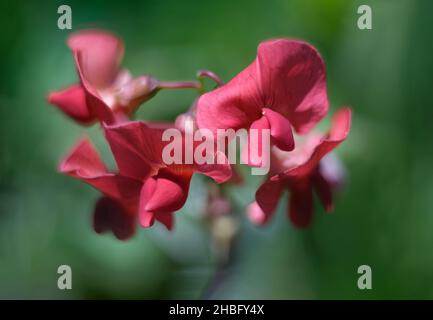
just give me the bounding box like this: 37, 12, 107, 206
312, 169, 334, 212
288, 180, 313, 228
68, 30, 124, 89
47, 84, 95, 124
250, 179, 284, 225
93, 196, 136, 240
155, 212, 174, 230
257, 39, 328, 134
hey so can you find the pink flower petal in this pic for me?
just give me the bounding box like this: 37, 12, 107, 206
74, 52, 116, 124
138, 179, 156, 228
262, 108, 294, 151
257, 39, 328, 134
197, 39, 328, 136
247, 202, 267, 225
144, 173, 190, 213
252, 179, 284, 224
194, 150, 233, 183
284, 107, 352, 178
139, 175, 188, 228
103, 121, 165, 181
68, 30, 124, 89
59, 138, 142, 201
48, 85, 95, 124
59, 138, 107, 175
312, 170, 334, 212
241, 115, 270, 167
196, 62, 263, 133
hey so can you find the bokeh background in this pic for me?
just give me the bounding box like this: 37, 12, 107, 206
1, 0, 432, 299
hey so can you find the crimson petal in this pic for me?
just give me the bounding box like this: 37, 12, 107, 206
93, 197, 135, 240
257, 39, 328, 134
288, 181, 313, 228
313, 170, 334, 212
250, 179, 284, 225
241, 115, 270, 167
144, 173, 190, 213
68, 30, 124, 89
48, 84, 95, 124
284, 107, 352, 178
262, 108, 294, 151
196, 61, 263, 133
59, 138, 142, 201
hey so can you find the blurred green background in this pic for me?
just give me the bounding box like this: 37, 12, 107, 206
1, 0, 432, 299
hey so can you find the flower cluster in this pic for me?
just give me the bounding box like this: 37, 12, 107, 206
48, 30, 351, 240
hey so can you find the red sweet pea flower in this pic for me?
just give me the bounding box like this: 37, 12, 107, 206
196, 39, 329, 155
59, 122, 232, 240
247, 107, 351, 228
48, 30, 158, 125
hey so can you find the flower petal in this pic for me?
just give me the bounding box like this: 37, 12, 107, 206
68, 30, 124, 89
48, 85, 95, 124
59, 138, 142, 201
247, 202, 267, 225
196, 62, 263, 133
194, 150, 233, 183
288, 181, 313, 228
74, 51, 115, 124
144, 173, 190, 213
93, 197, 135, 240
262, 108, 294, 151
284, 107, 352, 178
103, 121, 165, 181
252, 179, 284, 224
257, 39, 328, 134
139, 174, 188, 228
138, 178, 156, 228
241, 115, 270, 167
155, 212, 174, 230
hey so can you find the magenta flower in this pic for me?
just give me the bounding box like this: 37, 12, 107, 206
247, 107, 352, 228
196, 39, 329, 155
48, 30, 158, 125
59, 122, 232, 239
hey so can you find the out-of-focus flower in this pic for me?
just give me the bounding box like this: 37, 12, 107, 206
196, 39, 329, 160
205, 184, 232, 218
59, 122, 232, 239
48, 30, 159, 125
247, 107, 351, 228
